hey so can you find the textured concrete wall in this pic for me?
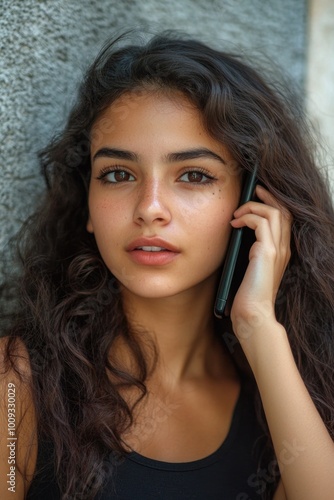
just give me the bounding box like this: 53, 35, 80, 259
0, 0, 307, 285
306, 0, 334, 187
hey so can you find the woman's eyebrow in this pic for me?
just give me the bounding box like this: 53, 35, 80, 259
92, 147, 138, 162
92, 147, 226, 165
164, 148, 226, 165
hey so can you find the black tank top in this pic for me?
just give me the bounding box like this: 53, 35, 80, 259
27, 384, 278, 499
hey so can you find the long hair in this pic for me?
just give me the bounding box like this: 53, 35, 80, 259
3, 31, 334, 498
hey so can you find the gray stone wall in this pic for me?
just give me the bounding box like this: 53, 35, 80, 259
307, 0, 334, 188
0, 0, 306, 285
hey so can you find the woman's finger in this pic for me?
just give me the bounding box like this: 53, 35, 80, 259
233, 185, 292, 250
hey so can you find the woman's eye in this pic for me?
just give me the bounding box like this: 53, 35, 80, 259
179, 171, 214, 184
98, 169, 135, 183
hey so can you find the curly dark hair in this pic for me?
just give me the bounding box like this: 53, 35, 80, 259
2, 31, 334, 498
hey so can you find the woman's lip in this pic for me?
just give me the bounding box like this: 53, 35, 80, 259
128, 249, 180, 266
126, 237, 180, 253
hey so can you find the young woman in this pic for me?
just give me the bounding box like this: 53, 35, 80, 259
1, 32, 334, 500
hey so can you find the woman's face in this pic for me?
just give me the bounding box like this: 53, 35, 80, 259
87, 90, 241, 301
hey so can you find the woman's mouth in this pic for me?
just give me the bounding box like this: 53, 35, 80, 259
127, 240, 180, 265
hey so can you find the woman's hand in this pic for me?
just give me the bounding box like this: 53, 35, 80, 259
229, 185, 292, 354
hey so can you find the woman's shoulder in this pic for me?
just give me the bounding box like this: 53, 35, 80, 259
1, 335, 32, 374
0, 336, 34, 399
0, 336, 38, 500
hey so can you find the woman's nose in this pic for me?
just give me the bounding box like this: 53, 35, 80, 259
133, 178, 172, 226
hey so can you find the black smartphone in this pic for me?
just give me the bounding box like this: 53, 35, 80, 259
214, 167, 258, 318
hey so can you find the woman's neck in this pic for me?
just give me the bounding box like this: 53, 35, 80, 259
120, 284, 229, 386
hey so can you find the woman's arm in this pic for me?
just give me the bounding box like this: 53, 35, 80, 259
273, 480, 287, 500
230, 185, 334, 500
243, 318, 333, 499
0, 337, 37, 500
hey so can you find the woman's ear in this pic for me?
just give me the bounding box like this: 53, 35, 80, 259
86, 216, 94, 233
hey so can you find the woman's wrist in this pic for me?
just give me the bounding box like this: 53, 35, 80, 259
232, 314, 290, 375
